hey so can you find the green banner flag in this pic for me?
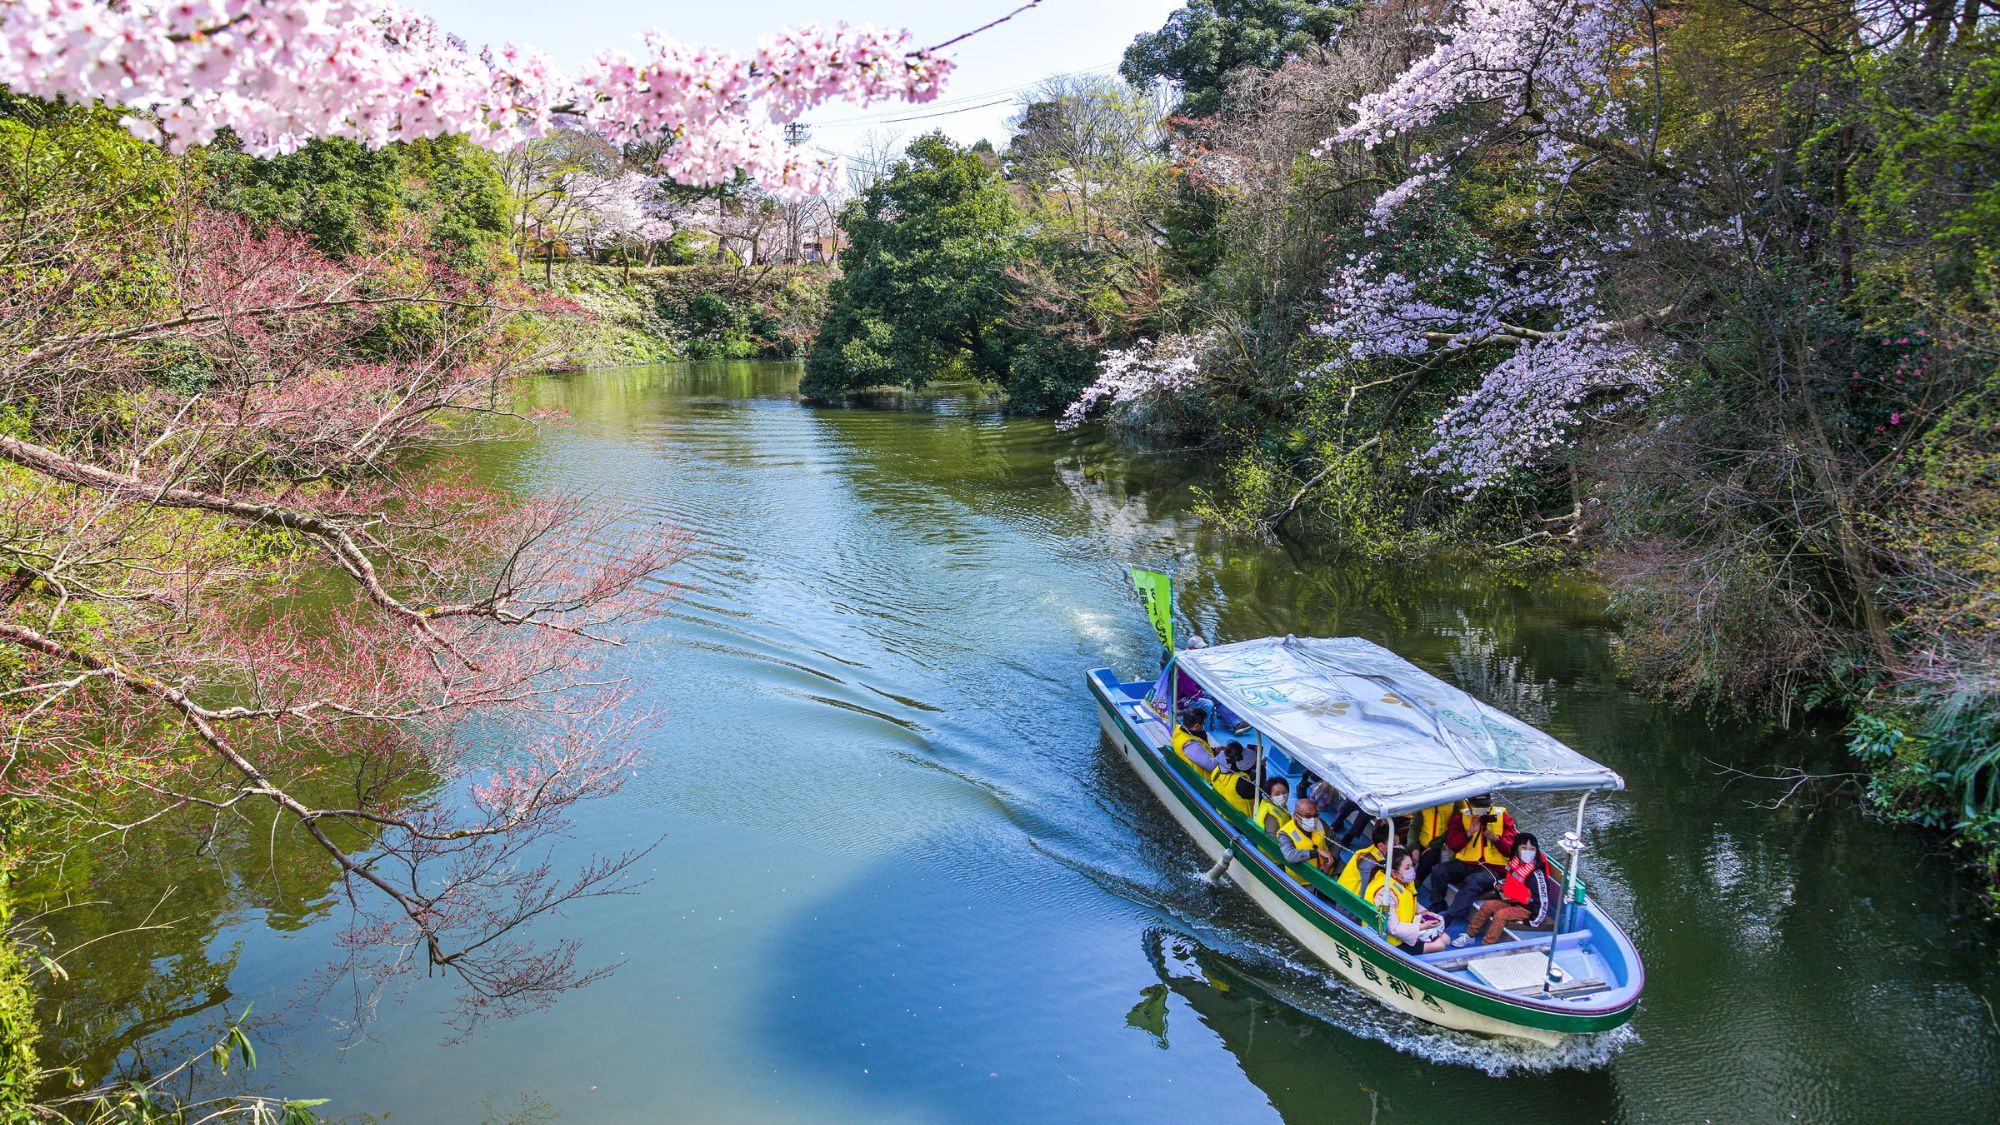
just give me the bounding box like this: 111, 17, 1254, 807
1131, 567, 1174, 653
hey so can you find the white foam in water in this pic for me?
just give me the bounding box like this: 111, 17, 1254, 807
1062, 602, 1123, 652
1044, 825, 1642, 1074
1212, 926, 1642, 1075
1135, 865, 1642, 1075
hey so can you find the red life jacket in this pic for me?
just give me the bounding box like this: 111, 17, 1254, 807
1500, 857, 1539, 905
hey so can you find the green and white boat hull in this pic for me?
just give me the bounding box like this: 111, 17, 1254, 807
1088, 667, 1642, 1045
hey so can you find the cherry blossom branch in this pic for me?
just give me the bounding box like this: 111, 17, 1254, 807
0, 433, 452, 636
0, 1, 959, 198
0, 617, 648, 993
19, 294, 526, 369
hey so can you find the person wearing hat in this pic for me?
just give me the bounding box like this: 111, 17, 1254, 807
1205, 739, 1260, 817
1422, 793, 1516, 916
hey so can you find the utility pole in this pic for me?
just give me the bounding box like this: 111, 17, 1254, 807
782, 121, 810, 265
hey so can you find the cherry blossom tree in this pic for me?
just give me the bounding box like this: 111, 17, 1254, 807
0, 164, 683, 1024
0, 0, 988, 1030
561, 169, 655, 247
0, 0, 955, 197
1303, 0, 1683, 491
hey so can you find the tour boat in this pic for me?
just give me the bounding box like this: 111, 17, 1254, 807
1087, 633, 1644, 1044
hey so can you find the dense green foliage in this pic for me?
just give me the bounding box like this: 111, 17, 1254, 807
212, 135, 513, 269
1119, 0, 1351, 116
560, 264, 832, 366
1, 823, 35, 1123
806, 80, 1177, 409
804, 134, 1022, 398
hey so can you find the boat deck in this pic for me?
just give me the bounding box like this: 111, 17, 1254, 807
1109, 682, 1633, 1010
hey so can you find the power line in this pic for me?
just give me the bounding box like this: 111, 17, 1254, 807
836, 97, 1014, 126
802, 62, 1118, 128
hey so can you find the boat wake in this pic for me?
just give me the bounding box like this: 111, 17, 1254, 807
1293, 980, 1643, 1075
1195, 915, 1642, 1075
1091, 854, 1643, 1075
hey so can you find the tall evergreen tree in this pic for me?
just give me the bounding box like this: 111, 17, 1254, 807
803, 133, 1022, 400
1121, 0, 1352, 116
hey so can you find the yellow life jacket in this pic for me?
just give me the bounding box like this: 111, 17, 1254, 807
1207, 764, 1258, 817
1253, 795, 1289, 835
1338, 844, 1385, 896
1277, 816, 1327, 865
1415, 801, 1462, 848
1170, 725, 1210, 770
1365, 870, 1420, 946
1452, 805, 1510, 866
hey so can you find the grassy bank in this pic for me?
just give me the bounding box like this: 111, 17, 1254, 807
550, 264, 832, 369
1, 828, 35, 1121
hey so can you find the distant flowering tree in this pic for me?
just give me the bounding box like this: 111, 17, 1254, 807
0, 0, 953, 197
562, 169, 660, 249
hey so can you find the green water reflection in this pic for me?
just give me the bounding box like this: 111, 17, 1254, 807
30, 360, 2000, 1123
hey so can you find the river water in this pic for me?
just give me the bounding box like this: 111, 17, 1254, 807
35, 361, 2000, 1122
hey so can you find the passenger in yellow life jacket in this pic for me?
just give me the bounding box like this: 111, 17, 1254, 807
1368, 850, 1449, 952
1337, 820, 1394, 897
1413, 799, 1467, 886
1205, 741, 1259, 817
1424, 793, 1517, 915
1276, 798, 1337, 873
1170, 707, 1221, 773
1254, 777, 1292, 835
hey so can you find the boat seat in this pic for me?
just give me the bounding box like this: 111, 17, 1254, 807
1462, 950, 1562, 992
1507, 976, 1607, 997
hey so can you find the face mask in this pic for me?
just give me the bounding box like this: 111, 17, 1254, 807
1519, 849, 1537, 864
1295, 817, 1320, 833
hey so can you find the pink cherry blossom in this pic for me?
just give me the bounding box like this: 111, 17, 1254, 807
0, 1, 952, 198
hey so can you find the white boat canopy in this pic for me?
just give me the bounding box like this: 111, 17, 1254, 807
1173, 636, 1623, 818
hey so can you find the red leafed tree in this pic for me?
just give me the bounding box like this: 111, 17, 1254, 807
0, 115, 682, 1029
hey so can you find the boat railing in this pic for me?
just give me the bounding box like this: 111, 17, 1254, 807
1151, 741, 1383, 925
1123, 674, 1592, 933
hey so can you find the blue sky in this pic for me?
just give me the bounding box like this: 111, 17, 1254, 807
406, 0, 1184, 157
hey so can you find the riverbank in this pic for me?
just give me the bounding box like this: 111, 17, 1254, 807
548, 263, 832, 369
